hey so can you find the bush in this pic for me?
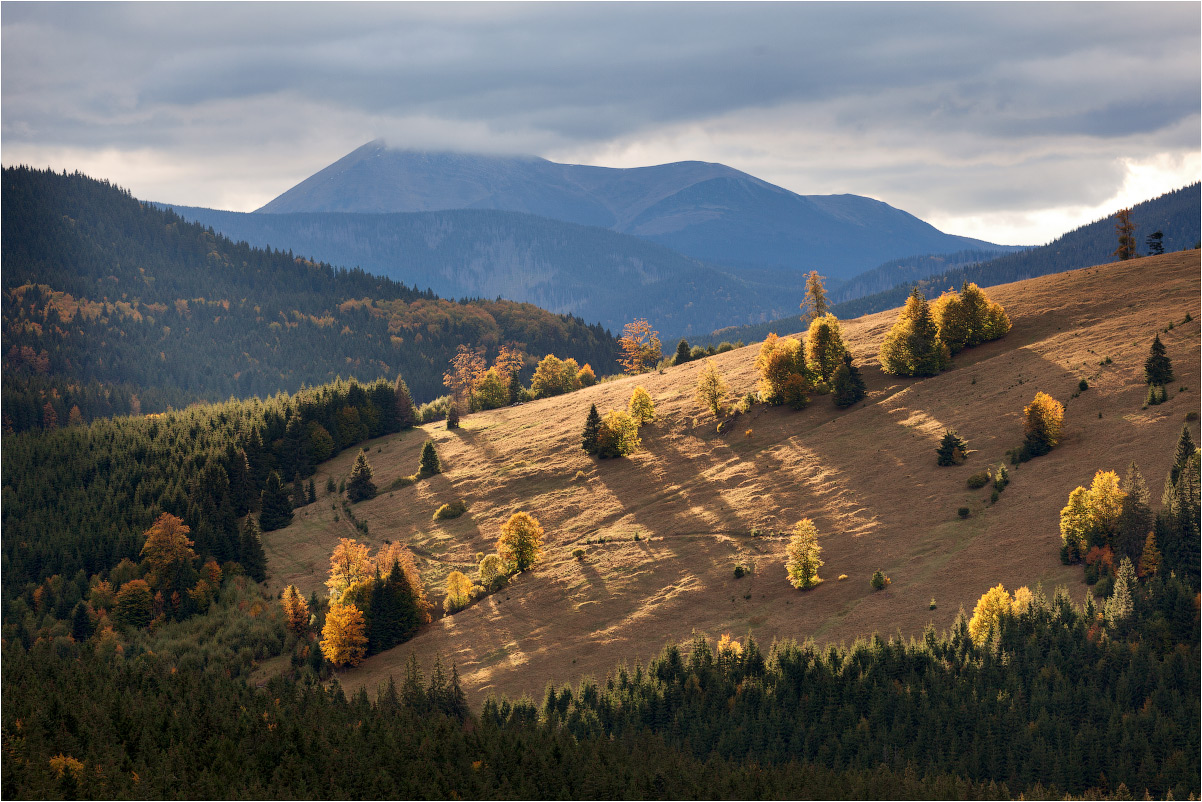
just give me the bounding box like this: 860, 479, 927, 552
1078, 378, 1089, 392
596, 410, 640, 458
433, 499, 468, 520
733, 564, 747, 578
966, 471, 990, 489
573, 548, 585, 561
958, 507, 971, 519
990, 489, 1000, 504
929, 599, 937, 610
574, 470, 586, 481
837, 574, 848, 581
870, 570, 889, 591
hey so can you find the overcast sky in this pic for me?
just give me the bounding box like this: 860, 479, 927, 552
3, 2, 1198, 245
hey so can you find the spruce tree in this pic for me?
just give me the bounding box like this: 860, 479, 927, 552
419, 440, 441, 477
582, 403, 602, 455
879, 289, 950, 377
674, 339, 692, 366
307, 478, 317, 504
292, 473, 307, 509
71, 602, 94, 642
1171, 422, 1196, 485
347, 450, 377, 502
1115, 462, 1152, 560
936, 430, 968, 466
1144, 334, 1174, 386
395, 374, 416, 428
831, 354, 867, 407
239, 516, 268, 582
259, 472, 294, 532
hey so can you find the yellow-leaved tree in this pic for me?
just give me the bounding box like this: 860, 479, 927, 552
785, 518, 823, 590
618, 319, 662, 375
628, 386, 655, 425
756, 334, 813, 408
805, 314, 848, 383
281, 584, 310, 634
695, 358, 729, 418
968, 584, 1012, 645
1022, 391, 1064, 456
320, 600, 367, 667
443, 570, 473, 613
1085, 470, 1125, 549
497, 512, 544, 572
326, 537, 373, 602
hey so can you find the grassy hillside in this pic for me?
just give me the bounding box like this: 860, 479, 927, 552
262, 251, 1199, 704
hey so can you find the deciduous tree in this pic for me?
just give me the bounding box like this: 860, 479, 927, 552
1022, 391, 1064, 456
282, 584, 310, 634
968, 584, 1011, 645
785, 519, 823, 590
320, 600, 368, 667
695, 358, 729, 417
879, 288, 950, 377
443, 571, 472, 613
1060, 486, 1090, 563
327, 537, 373, 602
628, 386, 655, 425
596, 409, 640, 458
618, 319, 662, 375
756, 334, 813, 406
140, 513, 197, 595
497, 512, 544, 572
799, 270, 829, 326
805, 314, 848, 382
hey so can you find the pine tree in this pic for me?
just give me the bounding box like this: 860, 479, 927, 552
1146, 230, 1165, 255
1113, 207, 1136, 260
1115, 462, 1153, 560
831, 354, 867, 407
581, 404, 602, 455
785, 519, 823, 590
1144, 334, 1174, 386
497, 512, 545, 572
292, 473, 307, 509
259, 472, 294, 531
239, 516, 268, 582
1105, 558, 1135, 625
307, 478, 317, 504
1138, 531, 1161, 577
346, 450, 377, 502
419, 440, 441, 477
71, 602, 94, 641
936, 430, 968, 466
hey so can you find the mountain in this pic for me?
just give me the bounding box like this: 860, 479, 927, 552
253, 140, 1018, 279
159, 204, 805, 336
1, 167, 619, 431
702, 184, 1201, 347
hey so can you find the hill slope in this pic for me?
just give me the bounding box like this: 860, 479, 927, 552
261, 251, 1200, 704
252, 140, 1016, 279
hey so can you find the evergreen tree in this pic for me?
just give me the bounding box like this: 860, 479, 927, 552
259, 471, 294, 532
1144, 334, 1174, 386
831, 354, 867, 407
1138, 531, 1161, 577
446, 404, 460, 429
674, 338, 692, 365
307, 478, 317, 504
419, 440, 441, 477
1115, 462, 1153, 560
395, 374, 416, 428
581, 403, 602, 455
805, 314, 848, 382
936, 430, 968, 466
346, 450, 377, 502
1146, 229, 1165, 255
1105, 558, 1135, 625
239, 516, 268, 582
281, 584, 310, 634
1170, 422, 1196, 485
292, 473, 307, 509
70, 602, 94, 641
879, 288, 950, 377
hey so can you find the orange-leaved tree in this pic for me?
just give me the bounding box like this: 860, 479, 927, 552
618, 319, 662, 375
140, 513, 197, 594
497, 512, 544, 572
281, 584, 310, 634
320, 600, 367, 667
326, 537, 373, 602
443, 344, 488, 409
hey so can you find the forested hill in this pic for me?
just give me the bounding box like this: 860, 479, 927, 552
1, 167, 619, 431
702, 183, 1200, 346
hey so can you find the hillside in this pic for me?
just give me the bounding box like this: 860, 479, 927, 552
702, 184, 1201, 346
250, 140, 1016, 280
159, 204, 804, 335
260, 251, 1200, 704
1, 168, 618, 431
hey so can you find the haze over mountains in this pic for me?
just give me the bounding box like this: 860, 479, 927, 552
164, 141, 1023, 335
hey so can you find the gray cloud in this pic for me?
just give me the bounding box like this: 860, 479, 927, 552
2, 1, 1198, 242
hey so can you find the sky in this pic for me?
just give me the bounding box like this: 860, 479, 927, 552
2, 2, 1198, 246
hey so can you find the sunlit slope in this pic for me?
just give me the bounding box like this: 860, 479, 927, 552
263, 251, 1200, 704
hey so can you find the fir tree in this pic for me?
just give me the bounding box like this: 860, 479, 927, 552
395, 374, 416, 428
936, 430, 968, 466
292, 473, 307, 509
582, 403, 602, 455
70, 602, 94, 642
1144, 334, 1174, 386
307, 478, 317, 504
259, 472, 294, 532
674, 339, 692, 365
831, 354, 867, 407
1115, 462, 1153, 560
1170, 422, 1196, 485
347, 450, 377, 502
419, 440, 441, 477
239, 516, 268, 582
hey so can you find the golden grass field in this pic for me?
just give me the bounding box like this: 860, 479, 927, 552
262, 251, 1200, 705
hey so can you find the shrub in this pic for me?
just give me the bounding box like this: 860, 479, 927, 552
478, 554, 507, 590
837, 574, 848, 581
1146, 385, 1167, 405
990, 489, 1000, 504
573, 548, 585, 561
993, 464, 1009, 490
733, 563, 747, 578
966, 471, 990, 489
596, 410, 640, 458
433, 499, 468, 520
958, 507, 971, 519
735, 392, 756, 414
1078, 378, 1089, 392
574, 469, 586, 481
870, 570, 889, 591
417, 395, 453, 423
929, 598, 937, 610
831, 354, 867, 407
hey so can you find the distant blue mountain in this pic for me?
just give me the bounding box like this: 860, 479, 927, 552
255, 141, 1019, 279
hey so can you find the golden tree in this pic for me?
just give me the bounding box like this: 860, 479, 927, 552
1113, 207, 1136, 260
139, 513, 196, 593
618, 319, 662, 374
530, 354, 582, 398
326, 537, 373, 601
968, 584, 1012, 645
1059, 486, 1091, 561
281, 584, 310, 634
1023, 391, 1064, 455
756, 334, 812, 406
443, 570, 473, 613
596, 409, 641, 458
628, 386, 655, 425
879, 289, 950, 377
695, 358, 729, 417
443, 344, 488, 408
798, 270, 829, 326
1085, 469, 1125, 548
577, 363, 597, 387
805, 313, 848, 382
1138, 531, 1161, 577
320, 600, 367, 667
785, 518, 823, 590
497, 512, 545, 572
478, 553, 506, 590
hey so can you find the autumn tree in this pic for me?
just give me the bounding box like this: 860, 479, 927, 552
1084, 469, 1125, 549
259, 471, 294, 531
418, 440, 441, 477
474, 368, 511, 411
478, 553, 506, 591
1144, 334, 1174, 386
1113, 207, 1136, 260
140, 513, 197, 596
577, 363, 597, 387
785, 518, 823, 590
756, 334, 814, 408
282, 584, 310, 634
932, 282, 1011, 354
879, 288, 950, 377
936, 430, 968, 466
618, 319, 662, 375
1022, 391, 1064, 456
239, 516, 268, 582
831, 354, 867, 407
596, 409, 640, 458
320, 600, 368, 667
581, 403, 602, 455
798, 270, 829, 327
628, 386, 655, 425
968, 584, 1012, 645
1059, 486, 1091, 563
530, 354, 582, 398
443, 344, 487, 412
1138, 531, 1162, 578
695, 358, 729, 417
327, 537, 373, 602
347, 449, 377, 502
443, 571, 472, 613
112, 579, 154, 629
498, 512, 544, 572
805, 314, 848, 382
